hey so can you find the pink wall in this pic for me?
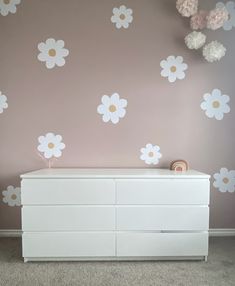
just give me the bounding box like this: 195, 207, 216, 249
0, 0, 234, 229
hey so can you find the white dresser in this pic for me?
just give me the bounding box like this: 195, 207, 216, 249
21, 168, 210, 262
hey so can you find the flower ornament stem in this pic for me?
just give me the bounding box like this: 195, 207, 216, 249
37, 151, 58, 168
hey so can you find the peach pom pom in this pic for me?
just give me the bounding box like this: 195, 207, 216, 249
190, 10, 208, 30
207, 7, 229, 30
176, 0, 198, 17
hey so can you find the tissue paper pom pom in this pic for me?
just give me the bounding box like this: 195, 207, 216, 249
185, 31, 206, 49
203, 41, 226, 62
190, 10, 208, 30
176, 0, 198, 17
207, 7, 229, 30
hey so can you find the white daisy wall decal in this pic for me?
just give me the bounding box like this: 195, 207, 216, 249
213, 168, 235, 193
37, 132, 66, 159
111, 5, 133, 29
37, 38, 69, 69
140, 143, 162, 165
216, 1, 235, 31
2, 186, 21, 206
200, 89, 230, 120
97, 93, 128, 124
0, 0, 21, 16
160, 56, 188, 83
0, 91, 8, 113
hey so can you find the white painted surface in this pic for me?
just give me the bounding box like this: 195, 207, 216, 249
22, 206, 115, 231
21, 168, 210, 179
21, 168, 210, 261
116, 179, 210, 205
117, 206, 209, 231
22, 232, 116, 257
21, 179, 115, 205
117, 232, 208, 257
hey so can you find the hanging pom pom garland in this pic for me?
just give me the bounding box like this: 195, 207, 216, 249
176, 0, 229, 62
203, 41, 226, 62
190, 10, 208, 30
206, 7, 229, 30
185, 31, 206, 49
176, 0, 198, 17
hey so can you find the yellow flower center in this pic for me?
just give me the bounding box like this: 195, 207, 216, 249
11, 194, 17, 200
3, 0, 10, 4
48, 142, 55, 149
48, 49, 56, 57
223, 177, 229, 184
109, 105, 117, 113
120, 14, 126, 20
148, 151, 154, 157
170, 66, 177, 73
212, 101, 220, 108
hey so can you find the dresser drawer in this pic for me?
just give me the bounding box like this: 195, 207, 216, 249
23, 232, 115, 258
117, 232, 208, 257
117, 206, 209, 231
116, 179, 209, 205
21, 179, 115, 205
22, 206, 115, 231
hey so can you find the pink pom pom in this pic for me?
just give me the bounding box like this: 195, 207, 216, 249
176, 0, 198, 17
207, 7, 229, 30
190, 10, 208, 30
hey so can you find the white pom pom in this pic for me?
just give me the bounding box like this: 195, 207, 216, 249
176, 0, 198, 17
203, 41, 226, 62
185, 31, 206, 49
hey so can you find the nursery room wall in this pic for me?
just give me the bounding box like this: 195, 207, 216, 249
0, 0, 234, 230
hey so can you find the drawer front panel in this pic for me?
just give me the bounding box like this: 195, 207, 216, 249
22, 206, 115, 231
117, 206, 209, 231
21, 179, 115, 205
117, 232, 208, 257
23, 232, 115, 257
116, 179, 209, 205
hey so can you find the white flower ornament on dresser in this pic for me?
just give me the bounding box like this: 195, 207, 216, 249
37, 38, 69, 69
213, 168, 235, 193
200, 89, 230, 120
0, 91, 8, 113
216, 1, 235, 31
0, 0, 21, 16
140, 143, 162, 165
160, 56, 188, 83
111, 5, 133, 29
37, 132, 66, 159
97, 93, 127, 124
2, 186, 21, 206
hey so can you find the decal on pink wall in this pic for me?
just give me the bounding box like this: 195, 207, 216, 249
97, 93, 128, 124
111, 5, 133, 29
160, 56, 188, 83
200, 89, 230, 120
140, 144, 162, 165
216, 1, 235, 31
2, 186, 21, 207
37, 38, 69, 69
213, 168, 235, 192
0, 91, 8, 113
0, 0, 21, 16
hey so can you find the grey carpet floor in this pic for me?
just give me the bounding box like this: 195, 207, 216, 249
0, 237, 234, 286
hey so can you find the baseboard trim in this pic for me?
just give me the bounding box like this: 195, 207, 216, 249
0, 229, 235, 238
209, 229, 235, 237
0, 229, 22, 237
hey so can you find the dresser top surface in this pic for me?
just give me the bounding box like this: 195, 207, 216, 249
21, 168, 210, 179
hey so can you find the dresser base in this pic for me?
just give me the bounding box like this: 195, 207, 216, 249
24, 256, 207, 263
